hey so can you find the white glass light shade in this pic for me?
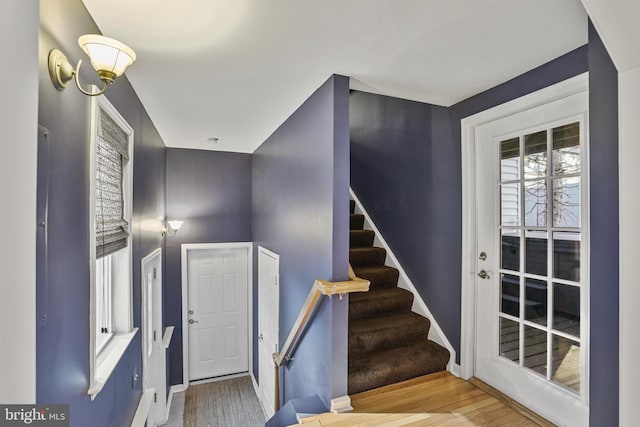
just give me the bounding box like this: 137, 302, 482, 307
167, 220, 184, 232
78, 34, 136, 77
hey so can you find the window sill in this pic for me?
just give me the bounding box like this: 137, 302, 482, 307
88, 328, 138, 400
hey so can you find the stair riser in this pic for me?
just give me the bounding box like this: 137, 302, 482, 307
349, 248, 386, 267
352, 268, 399, 289
348, 341, 451, 395
350, 230, 375, 248
348, 359, 446, 395
349, 295, 414, 320
349, 318, 430, 355
350, 214, 365, 230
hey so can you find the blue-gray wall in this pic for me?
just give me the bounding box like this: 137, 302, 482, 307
37, 1, 166, 426
252, 75, 350, 408
351, 26, 618, 426
350, 95, 461, 354
451, 46, 588, 118
351, 46, 589, 362
164, 148, 252, 386
587, 20, 619, 427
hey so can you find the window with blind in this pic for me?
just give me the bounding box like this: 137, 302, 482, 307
89, 93, 136, 400
96, 106, 130, 258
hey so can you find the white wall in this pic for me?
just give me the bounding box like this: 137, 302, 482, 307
0, 0, 39, 404
618, 67, 640, 427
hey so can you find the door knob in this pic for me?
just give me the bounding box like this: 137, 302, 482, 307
189, 319, 198, 324
478, 270, 491, 279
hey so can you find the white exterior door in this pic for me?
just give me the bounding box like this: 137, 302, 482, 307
187, 247, 249, 381
258, 246, 279, 417
474, 90, 589, 426
141, 249, 166, 426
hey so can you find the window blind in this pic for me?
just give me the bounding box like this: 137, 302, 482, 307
96, 107, 129, 258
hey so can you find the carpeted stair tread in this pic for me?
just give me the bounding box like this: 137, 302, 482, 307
349, 288, 414, 320
350, 230, 376, 248
347, 198, 450, 396
349, 312, 430, 355
350, 214, 365, 230
349, 247, 386, 267
351, 266, 399, 289
348, 339, 450, 395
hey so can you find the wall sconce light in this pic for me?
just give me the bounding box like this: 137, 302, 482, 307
162, 220, 184, 237
48, 34, 136, 97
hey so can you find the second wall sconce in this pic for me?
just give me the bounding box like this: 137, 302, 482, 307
162, 220, 184, 237
48, 34, 136, 97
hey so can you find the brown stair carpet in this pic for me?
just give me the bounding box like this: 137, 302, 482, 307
348, 199, 450, 394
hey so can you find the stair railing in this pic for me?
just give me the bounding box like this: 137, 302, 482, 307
272, 264, 369, 410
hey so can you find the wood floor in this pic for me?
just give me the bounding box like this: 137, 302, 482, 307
298, 372, 550, 426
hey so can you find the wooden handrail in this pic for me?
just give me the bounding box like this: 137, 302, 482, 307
273, 275, 369, 367
271, 266, 370, 409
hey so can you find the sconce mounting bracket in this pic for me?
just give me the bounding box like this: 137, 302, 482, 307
48, 49, 75, 91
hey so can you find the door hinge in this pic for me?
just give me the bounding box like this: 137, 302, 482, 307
153, 330, 157, 342
153, 267, 157, 279
154, 392, 157, 403
274, 275, 279, 287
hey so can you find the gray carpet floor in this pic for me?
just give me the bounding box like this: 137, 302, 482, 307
184, 376, 265, 427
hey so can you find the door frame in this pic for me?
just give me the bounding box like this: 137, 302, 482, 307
460, 73, 589, 380
140, 247, 166, 425
257, 245, 280, 417
181, 242, 253, 388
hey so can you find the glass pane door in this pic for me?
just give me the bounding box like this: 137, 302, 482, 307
498, 121, 583, 394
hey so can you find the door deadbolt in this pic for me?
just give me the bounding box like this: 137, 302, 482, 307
479, 252, 487, 261
478, 269, 491, 279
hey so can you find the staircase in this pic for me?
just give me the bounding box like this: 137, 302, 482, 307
348, 200, 450, 394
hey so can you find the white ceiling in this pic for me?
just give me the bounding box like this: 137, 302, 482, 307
580, 0, 640, 72
82, 0, 588, 153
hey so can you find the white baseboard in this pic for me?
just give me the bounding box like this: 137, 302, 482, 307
448, 363, 462, 378
131, 388, 154, 427
250, 373, 271, 420
330, 395, 353, 413
165, 384, 185, 424
349, 189, 457, 366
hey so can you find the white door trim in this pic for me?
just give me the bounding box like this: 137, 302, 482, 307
140, 247, 165, 426
257, 245, 279, 417
181, 242, 253, 388
460, 73, 589, 380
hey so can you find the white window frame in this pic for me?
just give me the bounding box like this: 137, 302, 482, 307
88, 92, 137, 400
95, 254, 114, 353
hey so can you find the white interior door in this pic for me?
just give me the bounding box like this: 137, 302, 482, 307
258, 247, 279, 418
475, 90, 589, 426
187, 247, 249, 381
141, 249, 166, 427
